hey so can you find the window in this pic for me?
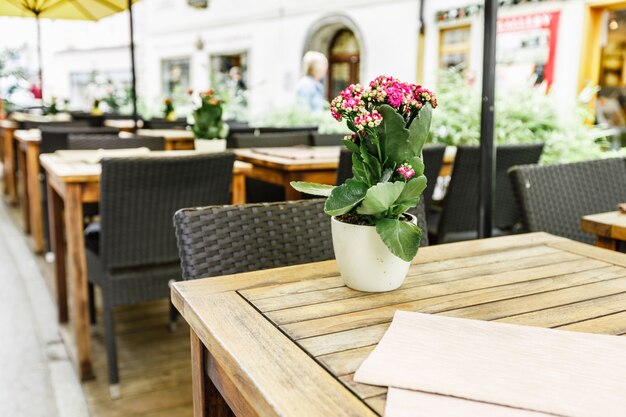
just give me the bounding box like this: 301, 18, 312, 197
439, 25, 471, 70
328, 29, 360, 100
161, 58, 190, 96
210, 52, 248, 121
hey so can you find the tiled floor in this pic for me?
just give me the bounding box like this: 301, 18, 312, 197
0, 198, 88, 417
1, 187, 192, 416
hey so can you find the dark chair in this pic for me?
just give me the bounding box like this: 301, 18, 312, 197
20, 120, 90, 130
70, 111, 105, 127
422, 145, 446, 212
258, 126, 317, 135
144, 117, 188, 130
509, 158, 626, 244
68, 134, 165, 151
311, 132, 345, 147
429, 143, 544, 244
232, 131, 311, 148
173, 199, 429, 281
85, 153, 235, 394
226, 125, 257, 149
40, 126, 120, 153
39, 126, 122, 251
336, 149, 353, 185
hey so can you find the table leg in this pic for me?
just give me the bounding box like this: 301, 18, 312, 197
165, 140, 174, 151
284, 174, 302, 201
191, 330, 208, 417
64, 184, 93, 380
3, 128, 17, 203
17, 145, 30, 234
26, 143, 44, 253
230, 174, 246, 205
595, 236, 618, 251
190, 330, 234, 417
48, 182, 68, 323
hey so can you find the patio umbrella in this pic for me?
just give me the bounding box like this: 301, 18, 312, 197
478, 0, 498, 238
0, 0, 139, 125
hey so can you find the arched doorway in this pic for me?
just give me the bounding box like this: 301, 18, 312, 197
328, 29, 360, 100
302, 15, 365, 101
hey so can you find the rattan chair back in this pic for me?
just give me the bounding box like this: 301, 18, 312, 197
509, 158, 626, 244
99, 153, 235, 270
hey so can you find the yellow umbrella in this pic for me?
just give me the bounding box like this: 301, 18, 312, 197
0, 0, 140, 122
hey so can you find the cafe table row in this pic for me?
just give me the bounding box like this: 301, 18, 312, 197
4, 127, 341, 254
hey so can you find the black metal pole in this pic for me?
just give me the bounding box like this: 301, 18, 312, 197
36, 14, 44, 101
478, 0, 497, 238
128, 0, 138, 131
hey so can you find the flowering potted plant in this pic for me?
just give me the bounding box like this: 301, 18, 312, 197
291, 75, 436, 292
163, 97, 176, 121
91, 98, 102, 116
191, 89, 229, 152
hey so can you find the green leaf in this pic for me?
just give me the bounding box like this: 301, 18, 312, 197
380, 168, 393, 183
375, 218, 422, 262
290, 181, 335, 197
407, 104, 433, 157
394, 175, 427, 206
357, 182, 405, 215
360, 143, 382, 183
351, 153, 369, 184
378, 104, 411, 165
343, 138, 360, 153
324, 179, 369, 216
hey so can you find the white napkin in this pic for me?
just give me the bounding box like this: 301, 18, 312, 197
355, 311, 626, 417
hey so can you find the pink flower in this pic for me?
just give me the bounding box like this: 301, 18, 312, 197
396, 163, 415, 180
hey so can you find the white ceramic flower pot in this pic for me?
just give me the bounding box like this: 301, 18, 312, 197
331, 214, 416, 292
194, 138, 227, 153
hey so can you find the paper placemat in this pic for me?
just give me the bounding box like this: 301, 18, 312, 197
55, 147, 151, 164
385, 388, 553, 417
251, 147, 338, 160
355, 311, 626, 417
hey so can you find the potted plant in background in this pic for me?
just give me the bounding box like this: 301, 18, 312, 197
191, 89, 229, 152
163, 97, 176, 121
90, 98, 102, 116
292, 75, 437, 292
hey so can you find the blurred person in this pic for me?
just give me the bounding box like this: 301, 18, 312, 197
596, 94, 626, 127
296, 51, 328, 112
228, 66, 247, 91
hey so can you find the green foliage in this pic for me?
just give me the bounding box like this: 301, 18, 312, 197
430, 69, 626, 164
289, 182, 335, 197
192, 92, 228, 140
323, 179, 369, 216
376, 219, 422, 262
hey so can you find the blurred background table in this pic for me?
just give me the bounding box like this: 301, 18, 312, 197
41, 150, 250, 380
234, 146, 340, 200
581, 211, 626, 250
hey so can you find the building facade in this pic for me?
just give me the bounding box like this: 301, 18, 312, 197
5, 0, 625, 118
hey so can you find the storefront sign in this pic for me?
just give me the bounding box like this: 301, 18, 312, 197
496, 11, 560, 89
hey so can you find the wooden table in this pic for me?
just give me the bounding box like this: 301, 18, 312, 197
234, 147, 340, 200
41, 151, 251, 380
581, 211, 626, 250
1, 119, 18, 203
14, 129, 197, 253
172, 232, 626, 416
135, 129, 195, 150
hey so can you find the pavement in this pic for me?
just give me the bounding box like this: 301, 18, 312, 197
0, 197, 89, 417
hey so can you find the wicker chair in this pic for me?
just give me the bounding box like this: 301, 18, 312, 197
39, 126, 121, 251
143, 117, 188, 130
68, 134, 165, 150
509, 158, 626, 244
422, 145, 446, 212
70, 111, 105, 127
19, 120, 90, 130
429, 143, 544, 244
336, 149, 353, 185
232, 131, 311, 148
85, 153, 235, 394
174, 199, 429, 281
311, 133, 345, 146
